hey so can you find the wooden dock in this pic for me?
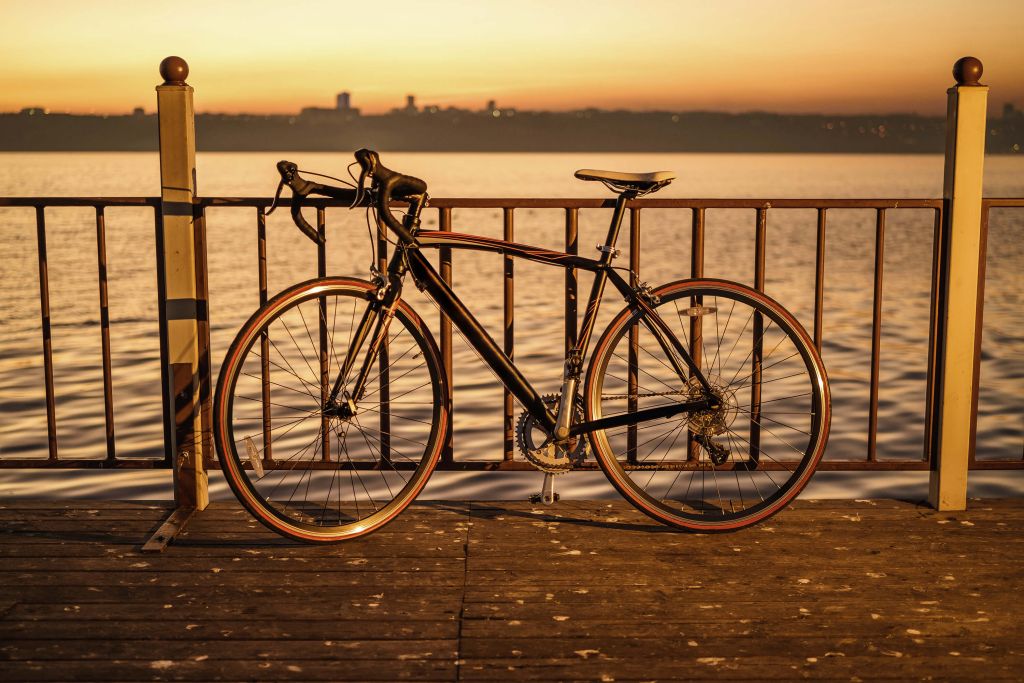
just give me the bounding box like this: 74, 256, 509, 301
1, 499, 1022, 681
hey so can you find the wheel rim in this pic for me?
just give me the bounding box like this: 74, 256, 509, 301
587, 281, 829, 529
216, 281, 444, 540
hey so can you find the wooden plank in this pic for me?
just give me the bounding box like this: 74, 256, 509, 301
0, 618, 459, 641
0, 570, 465, 588
0, 585, 464, 605
0, 659, 455, 682
0, 638, 458, 662
4, 594, 463, 621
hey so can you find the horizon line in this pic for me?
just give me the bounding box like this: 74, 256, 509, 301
7, 105, 980, 119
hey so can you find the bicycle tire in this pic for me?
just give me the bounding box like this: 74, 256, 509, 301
585, 279, 830, 531
213, 277, 448, 543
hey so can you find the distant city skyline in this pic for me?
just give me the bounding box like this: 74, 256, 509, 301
1, 0, 1022, 116
14, 91, 1024, 120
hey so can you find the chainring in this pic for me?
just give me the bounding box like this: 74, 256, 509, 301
516, 394, 589, 474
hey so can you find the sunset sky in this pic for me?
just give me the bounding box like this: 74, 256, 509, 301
2, 0, 1022, 116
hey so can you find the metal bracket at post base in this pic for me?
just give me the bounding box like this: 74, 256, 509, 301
142, 447, 205, 551
142, 505, 196, 553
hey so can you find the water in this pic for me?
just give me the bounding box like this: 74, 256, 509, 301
1, 152, 1022, 475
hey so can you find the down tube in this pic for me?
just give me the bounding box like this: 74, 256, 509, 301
405, 249, 557, 433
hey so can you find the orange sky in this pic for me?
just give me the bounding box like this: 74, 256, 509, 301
1, 0, 1022, 116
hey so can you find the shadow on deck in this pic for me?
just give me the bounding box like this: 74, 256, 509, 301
0, 499, 1022, 681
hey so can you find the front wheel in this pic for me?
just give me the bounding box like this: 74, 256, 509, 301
585, 279, 830, 531
213, 277, 448, 543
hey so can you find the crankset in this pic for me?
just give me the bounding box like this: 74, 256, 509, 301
515, 394, 588, 474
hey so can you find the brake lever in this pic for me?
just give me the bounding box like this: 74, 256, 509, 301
352, 166, 370, 209
266, 178, 286, 216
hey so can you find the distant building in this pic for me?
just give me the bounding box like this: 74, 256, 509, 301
20, 107, 48, 116
405, 95, 417, 113
132, 107, 145, 116
300, 90, 360, 118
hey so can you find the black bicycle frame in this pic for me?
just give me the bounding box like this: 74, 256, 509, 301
337, 193, 715, 440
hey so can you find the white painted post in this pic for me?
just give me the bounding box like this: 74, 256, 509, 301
156, 56, 209, 511
927, 57, 989, 511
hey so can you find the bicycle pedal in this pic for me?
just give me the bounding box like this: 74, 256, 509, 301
528, 492, 560, 505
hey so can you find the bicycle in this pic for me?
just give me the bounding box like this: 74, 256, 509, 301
212, 149, 831, 543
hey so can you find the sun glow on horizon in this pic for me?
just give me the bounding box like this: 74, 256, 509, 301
1, 0, 1022, 116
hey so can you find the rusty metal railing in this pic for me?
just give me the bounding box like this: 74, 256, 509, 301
2, 195, 1020, 471
0, 197, 170, 469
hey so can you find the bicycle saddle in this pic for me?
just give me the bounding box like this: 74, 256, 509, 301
575, 169, 676, 194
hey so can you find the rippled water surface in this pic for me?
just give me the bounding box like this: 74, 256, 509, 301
1, 152, 1021, 468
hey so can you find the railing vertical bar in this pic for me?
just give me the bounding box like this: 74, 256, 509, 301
690, 208, 705, 279
923, 207, 943, 464
503, 208, 515, 462
317, 207, 330, 461
35, 206, 58, 461
95, 207, 116, 463
194, 206, 214, 468
867, 208, 886, 462
564, 208, 578, 356
377, 211, 391, 464
688, 208, 705, 461
754, 208, 767, 290
813, 208, 827, 351
154, 209, 173, 466
627, 208, 640, 465
439, 207, 454, 464
257, 207, 273, 463
967, 203, 990, 466
749, 208, 767, 463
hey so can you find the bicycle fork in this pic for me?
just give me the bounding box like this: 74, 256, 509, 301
325, 277, 404, 418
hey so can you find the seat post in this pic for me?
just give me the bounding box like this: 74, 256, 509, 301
598, 190, 636, 263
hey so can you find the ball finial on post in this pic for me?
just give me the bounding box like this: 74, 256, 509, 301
952, 56, 983, 86
159, 56, 190, 86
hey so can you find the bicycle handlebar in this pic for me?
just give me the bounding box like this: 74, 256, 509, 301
273, 150, 428, 246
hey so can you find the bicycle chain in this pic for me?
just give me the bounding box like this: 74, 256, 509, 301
600, 389, 690, 401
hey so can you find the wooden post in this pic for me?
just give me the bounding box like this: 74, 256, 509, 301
927, 57, 989, 511
156, 56, 209, 511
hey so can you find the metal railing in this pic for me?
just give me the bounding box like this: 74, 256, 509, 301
0, 198, 166, 468
2, 195, 1020, 472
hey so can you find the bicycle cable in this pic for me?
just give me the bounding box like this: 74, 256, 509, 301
298, 167, 357, 189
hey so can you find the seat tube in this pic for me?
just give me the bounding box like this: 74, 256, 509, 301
600, 192, 633, 254
575, 192, 634, 361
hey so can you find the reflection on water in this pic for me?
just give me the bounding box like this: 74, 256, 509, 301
0, 153, 1021, 474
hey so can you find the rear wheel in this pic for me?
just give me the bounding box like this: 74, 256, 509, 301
214, 277, 447, 543
585, 279, 830, 531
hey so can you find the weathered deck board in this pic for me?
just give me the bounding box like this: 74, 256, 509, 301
0, 499, 1021, 681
